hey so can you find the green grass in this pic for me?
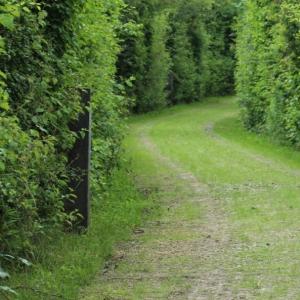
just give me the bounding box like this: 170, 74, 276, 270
123, 96, 300, 298
7, 166, 156, 300
8, 95, 300, 299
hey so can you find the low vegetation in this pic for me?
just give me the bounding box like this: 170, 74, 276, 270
6, 166, 155, 299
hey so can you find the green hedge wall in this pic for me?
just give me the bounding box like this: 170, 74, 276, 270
0, 0, 126, 255
236, 0, 300, 147
118, 0, 236, 112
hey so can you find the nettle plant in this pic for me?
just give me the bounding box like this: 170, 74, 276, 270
0, 253, 32, 297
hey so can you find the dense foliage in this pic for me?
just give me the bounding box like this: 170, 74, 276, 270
118, 0, 236, 112
0, 0, 238, 289
236, 0, 300, 147
0, 0, 126, 257
0, 0, 238, 266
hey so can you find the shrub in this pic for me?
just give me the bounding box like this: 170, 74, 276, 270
204, 0, 236, 96
140, 11, 171, 111
236, 0, 300, 147
0, 0, 127, 256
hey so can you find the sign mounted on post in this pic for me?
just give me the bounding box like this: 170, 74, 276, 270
67, 89, 92, 229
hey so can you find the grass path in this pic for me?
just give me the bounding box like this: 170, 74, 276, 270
82, 96, 300, 299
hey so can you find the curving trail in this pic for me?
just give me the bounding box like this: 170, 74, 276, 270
82, 96, 300, 299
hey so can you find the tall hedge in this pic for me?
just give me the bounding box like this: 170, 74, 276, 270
236, 1, 300, 147
118, 0, 236, 111
205, 0, 236, 96
0, 0, 126, 255
169, 1, 206, 103
142, 11, 171, 111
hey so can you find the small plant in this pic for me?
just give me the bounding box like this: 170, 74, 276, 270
0, 253, 32, 298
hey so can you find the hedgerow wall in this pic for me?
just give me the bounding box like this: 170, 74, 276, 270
0, 0, 126, 255
236, 1, 300, 147
118, 0, 237, 112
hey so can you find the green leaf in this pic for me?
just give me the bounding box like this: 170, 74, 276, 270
0, 161, 5, 172
0, 14, 15, 30
18, 257, 32, 267
0, 37, 5, 50
0, 101, 9, 111
0, 71, 7, 80
0, 254, 14, 260
22, 7, 31, 13
0, 286, 18, 295
0, 267, 9, 279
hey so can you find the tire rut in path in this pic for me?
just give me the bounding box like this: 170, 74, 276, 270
204, 122, 300, 178
83, 126, 250, 299
136, 128, 246, 299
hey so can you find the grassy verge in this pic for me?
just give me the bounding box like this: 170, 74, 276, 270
6, 164, 156, 300
214, 116, 300, 170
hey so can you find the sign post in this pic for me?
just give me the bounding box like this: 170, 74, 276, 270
67, 89, 91, 229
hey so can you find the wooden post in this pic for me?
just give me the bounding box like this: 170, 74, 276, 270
67, 89, 91, 229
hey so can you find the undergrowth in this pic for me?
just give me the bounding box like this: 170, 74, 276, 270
4, 163, 157, 300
